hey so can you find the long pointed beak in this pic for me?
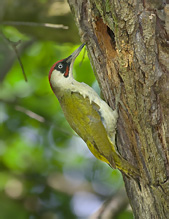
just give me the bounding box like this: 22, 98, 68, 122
66, 43, 85, 64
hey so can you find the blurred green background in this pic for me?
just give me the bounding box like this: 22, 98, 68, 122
0, 0, 133, 218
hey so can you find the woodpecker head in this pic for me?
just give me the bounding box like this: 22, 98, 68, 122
49, 44, 85, 91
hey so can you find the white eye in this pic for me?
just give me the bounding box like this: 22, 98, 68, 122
58, 63, 63, 69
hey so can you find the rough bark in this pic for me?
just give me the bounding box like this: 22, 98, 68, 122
68, 0, 169, 218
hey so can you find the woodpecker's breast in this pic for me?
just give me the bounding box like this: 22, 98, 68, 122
56, 81, 118, 145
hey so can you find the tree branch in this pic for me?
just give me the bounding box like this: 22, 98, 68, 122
0, 21, 68, 30
90, 189, 129, 219
0, 98, 73, 136
0, 31, 28, 82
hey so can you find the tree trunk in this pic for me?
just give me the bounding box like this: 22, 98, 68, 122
68, 0, 169, 218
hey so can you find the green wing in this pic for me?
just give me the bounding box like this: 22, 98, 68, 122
59, 91, 115, 166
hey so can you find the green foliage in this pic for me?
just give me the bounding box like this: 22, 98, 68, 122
117, 210, 134, 219
0, 24, 132, 218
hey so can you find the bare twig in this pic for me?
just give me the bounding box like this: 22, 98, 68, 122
15, 105, 45, 123
0, 31, 27, 82
11, 44, 27, 82
0, 21, 68, 30
47, 173, 94, 195
90, 189, 130, 219
0, 39, 34, 82
0, 98, 73, 136
79, 46, 86, 66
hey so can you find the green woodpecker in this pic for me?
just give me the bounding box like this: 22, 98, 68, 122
49, 44, 139, 179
